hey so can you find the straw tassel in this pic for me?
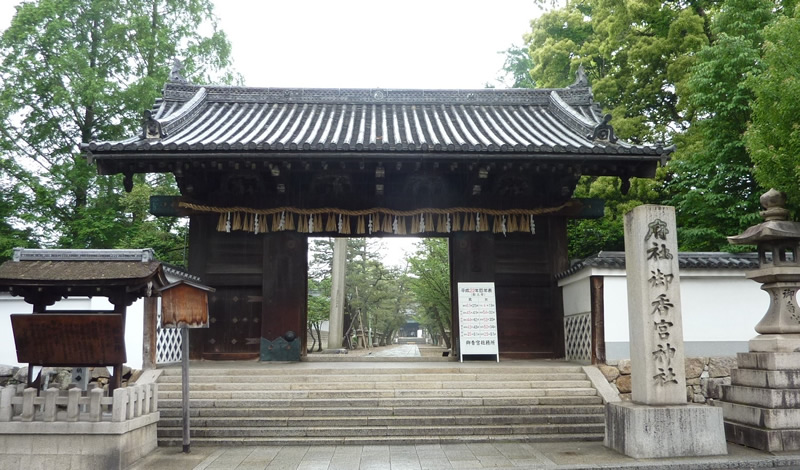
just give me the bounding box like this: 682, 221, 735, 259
411, 215, 419, 234
478, 213, 488, 232
452, 213, 460, 232
357, 216, 366, 234
217, 213, 226, 232
342, 216, 351, 234
325, 213, 336, 232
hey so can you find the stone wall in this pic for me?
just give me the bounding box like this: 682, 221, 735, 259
0, 365, 140, 391
598, 356, 737, 403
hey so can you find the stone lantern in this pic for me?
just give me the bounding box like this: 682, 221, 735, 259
721, 188, 800, 451
728, 188, 800, 348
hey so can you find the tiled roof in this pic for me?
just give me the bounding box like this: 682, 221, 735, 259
82, 80, 673, 158
556, 251, 759, 279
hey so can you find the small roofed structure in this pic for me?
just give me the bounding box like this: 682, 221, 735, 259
0, 248, 167, 390
160, 279, 215, 328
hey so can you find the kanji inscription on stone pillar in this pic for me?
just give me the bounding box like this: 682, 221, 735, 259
624, 205, 687, 405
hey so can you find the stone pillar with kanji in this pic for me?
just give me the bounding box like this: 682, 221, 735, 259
605, 205, 727, 458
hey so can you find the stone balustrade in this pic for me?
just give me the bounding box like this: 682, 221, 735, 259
0, 382, 157, 423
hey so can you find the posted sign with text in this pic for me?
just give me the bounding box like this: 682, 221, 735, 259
458, 282, 499, 362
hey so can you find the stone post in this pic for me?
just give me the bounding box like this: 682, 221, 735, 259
624, 205, 686, 404
605, 205, 727, 458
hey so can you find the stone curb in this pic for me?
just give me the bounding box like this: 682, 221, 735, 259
582, 365, 621, 404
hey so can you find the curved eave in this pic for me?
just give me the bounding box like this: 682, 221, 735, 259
86, 149, 664, 179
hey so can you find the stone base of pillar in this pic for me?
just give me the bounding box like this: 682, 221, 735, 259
719, 349, 800, 451
604, 402, 727, 458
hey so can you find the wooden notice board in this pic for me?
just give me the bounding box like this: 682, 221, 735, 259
11, 313, 126, 366
457, 282, 499, 362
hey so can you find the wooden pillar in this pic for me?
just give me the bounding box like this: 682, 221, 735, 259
449, 232, 496, 357
590, 275, 606, 364
187, 214, 211, 360
547, 217, 569, 358
142, 297, 158, 369
111, 301, 126, 392
262, 232, 308, 357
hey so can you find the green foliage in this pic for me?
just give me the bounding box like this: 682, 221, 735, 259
307, 277, 331, 352
525, 0, 713, 142
568, 176, 661, 258
0, 0, 234, 253
496, 44, 536, 88
746, 9, 800, 214
512, 0, 800, 256
407, 238, 452, 348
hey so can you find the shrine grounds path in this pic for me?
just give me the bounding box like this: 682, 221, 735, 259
128, 440, 800, 469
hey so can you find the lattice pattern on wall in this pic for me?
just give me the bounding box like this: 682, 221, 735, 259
564, 313, 592, 363
156, 308, 182, 364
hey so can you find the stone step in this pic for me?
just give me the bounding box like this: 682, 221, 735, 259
158, 413, 604, 428
158, 404, 605, 418
157, 366, 586, 377
157, 423, 606, 439
158, 387, 599, 401
724, 420, 800, 452
722, 384, 800, 408
737, 352, 800, 371
719, 400, 800, 430
732, 369, 800, 389
156, 433, 604, 447
158, 395, 604, 409
157, 380, 593, 392
158, 373, 586, 388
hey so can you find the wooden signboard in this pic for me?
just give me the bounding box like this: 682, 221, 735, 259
457, 282, 499, 362
11, 313, 126, 366
160, 280, 213, 329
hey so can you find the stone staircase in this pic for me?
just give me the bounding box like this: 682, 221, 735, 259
156, 363, 606, 446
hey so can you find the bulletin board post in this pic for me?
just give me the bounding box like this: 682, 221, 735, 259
457, 282, 499, 362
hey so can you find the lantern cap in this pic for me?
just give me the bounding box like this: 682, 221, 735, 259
729, 189, 800, 245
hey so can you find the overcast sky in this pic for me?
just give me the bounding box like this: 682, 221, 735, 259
0, 0, 541, 88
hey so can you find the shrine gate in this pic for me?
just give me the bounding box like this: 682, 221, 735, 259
83, 67, 670, 361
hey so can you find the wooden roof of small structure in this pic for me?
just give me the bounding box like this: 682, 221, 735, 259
82, 66, 673, 177
0, 248, 167, 308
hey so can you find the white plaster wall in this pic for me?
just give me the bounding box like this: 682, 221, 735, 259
562, 276, 591, 316
600, 272, 766, 343
0, 293, 143, 369
560, 268, 769, 360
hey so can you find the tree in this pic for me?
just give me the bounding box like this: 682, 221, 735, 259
568, 176, 661, 259
307, 277, 331, 352
496, 44, 536, 88
746, 9, 800, 213
661, 0, 774, 250
307, 237, 412, 348
513, 0, 784, 254
0, 0, 234, 256
407, 238, 451, 348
